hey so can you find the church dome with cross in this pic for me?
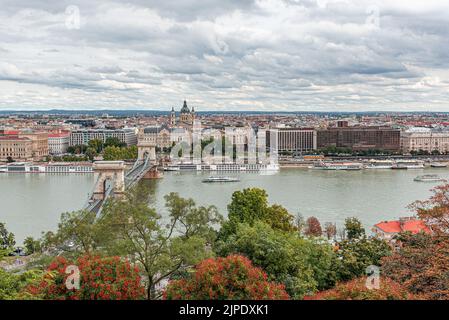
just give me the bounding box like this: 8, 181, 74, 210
170, 100, 195, 125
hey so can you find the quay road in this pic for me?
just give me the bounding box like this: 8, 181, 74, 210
279, 154, 449, 168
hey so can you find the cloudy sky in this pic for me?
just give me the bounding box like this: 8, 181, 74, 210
0, 0, 449, 112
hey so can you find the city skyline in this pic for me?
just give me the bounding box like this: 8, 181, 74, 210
1, 0, 449, 112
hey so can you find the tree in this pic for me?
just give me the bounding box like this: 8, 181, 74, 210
164, 255, 290, 300
67, 144, 88, 155
0, 269, 44, 300
221, 188, 296, 238
306, 277, 418, 300
27, 255, 145, 300
51, 210, 101, 255
216, 221, 338, 298
324, 222, 337, 240
85, 147, 98, 161
88, 139, 104, 153
344, 217, 365, 240
0, 222, 15, 253
336, 235, 391, 281
382, 233, 449, 300
408, 184, 449, 236
105, 137, 126, 148
99, 189, 223, 299
23, 237, 42, 255
295, 213, 305, 235
103, 145, 137, 161
304, 217, 322, 237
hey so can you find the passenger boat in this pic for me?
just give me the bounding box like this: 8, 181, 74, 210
391, 164, 408, 170
163, 166, 180, 171
366, 160, 394, 169
202, 176, 240, 183
167, 162, 280, 172
392, 160, 425, 169
414, 175, 445, 182
430, 162, 448, 168
0, 162, 93, 173
313, 162, 364, 171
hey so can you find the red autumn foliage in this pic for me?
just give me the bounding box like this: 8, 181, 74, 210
27, 255, 145, 300
382, 234, 449, 300
163, 255, 290, 300
409, 183, 449, 236
304, 216, 322, 237
305, 277, 418, 300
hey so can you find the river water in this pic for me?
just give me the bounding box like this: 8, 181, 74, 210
1, 168, 447, 244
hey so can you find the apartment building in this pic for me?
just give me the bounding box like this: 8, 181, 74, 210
267, 127, 317, 154
48, 132, 70, 155
69, 129, 137, 146
401, 128, 449, 154
317, 126, 401, 152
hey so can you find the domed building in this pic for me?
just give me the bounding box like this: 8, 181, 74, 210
170, 100, 195, 126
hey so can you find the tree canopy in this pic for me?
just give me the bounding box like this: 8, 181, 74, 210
216, 221, 338, 298
164, 255, 290, 300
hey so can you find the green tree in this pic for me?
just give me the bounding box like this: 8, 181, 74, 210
50, 210, 101, 256
105, 137, 126, 148
67, 144, 88, 154
23, 237, 42, 255
221, 188, 296, 238
0, 222, 15, 254
216, 221, 338, 298
0, 269, 44, 300
335, 218, 391, 281
103, 145, 137, 161
88, 139, 104, 153
85, 147, 98, 161
344, 217, 365, 240
98, 189, 223, 299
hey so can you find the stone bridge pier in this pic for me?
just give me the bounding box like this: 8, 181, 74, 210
92, 161, 126, 200
137, 141, 157, 162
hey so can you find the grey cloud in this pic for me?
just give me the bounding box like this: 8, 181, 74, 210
0, 0, 449, 111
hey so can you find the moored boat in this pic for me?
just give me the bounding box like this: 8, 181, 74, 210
414, 174, 445, 182
202, 176, 240, 183
313, 162, 364, 171
430, 162, 448, 168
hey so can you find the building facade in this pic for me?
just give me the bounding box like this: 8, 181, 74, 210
267, 127, 317, 154
317, 126, 401, 152
0, 136, 33, 161
48, 133, 70, 155
139, 126, 171, 149
69, 129, 137, 146
401, 128, 449, 154
18, 132, 49, 160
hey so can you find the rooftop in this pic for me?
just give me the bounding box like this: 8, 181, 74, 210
374, 219, 431, 234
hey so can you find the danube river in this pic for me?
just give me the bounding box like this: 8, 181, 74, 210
1, 168, 447, 243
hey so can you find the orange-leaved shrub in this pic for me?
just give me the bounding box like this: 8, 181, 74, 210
164, 255, 290, 300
